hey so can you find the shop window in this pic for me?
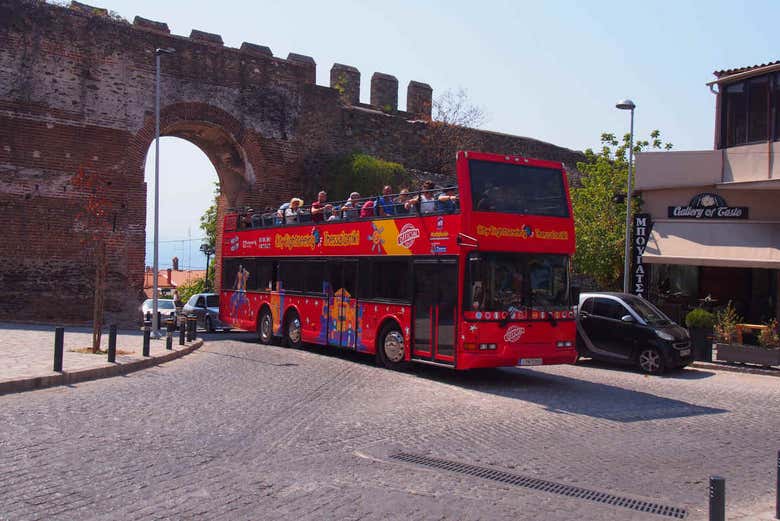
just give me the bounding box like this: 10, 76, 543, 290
721, 73, 776, 147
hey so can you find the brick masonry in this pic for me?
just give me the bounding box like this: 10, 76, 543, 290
0, 0, 585, 325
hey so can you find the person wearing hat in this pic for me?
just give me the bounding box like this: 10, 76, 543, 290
285, 197, 304, 224
341, 192, 361, 221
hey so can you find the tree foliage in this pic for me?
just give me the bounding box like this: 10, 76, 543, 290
423, 88, 488, 174
572, 130, 672, 289
323, 153, 411, 201
199, 181, 220, 250
176, 276, 207, 304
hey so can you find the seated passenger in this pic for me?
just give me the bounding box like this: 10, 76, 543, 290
375, 185, 396, 217
341, 192, 361, 220
408, 180, 437, 214
360, 199, 375, 218
394, 188, 411, 215
276, 202, 290, 224
436, 186, 459, 213
285, 197, 303, 224
310, 191, 333, 223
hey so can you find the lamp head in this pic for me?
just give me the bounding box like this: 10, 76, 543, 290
615, 99, 636, 111
155, 47, 176, 55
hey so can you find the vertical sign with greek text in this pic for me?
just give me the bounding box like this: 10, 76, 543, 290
632, 213, 652, 297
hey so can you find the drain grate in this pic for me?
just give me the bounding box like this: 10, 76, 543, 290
390, 452, 687, 519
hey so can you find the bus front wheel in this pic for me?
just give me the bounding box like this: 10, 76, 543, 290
377, 324, 406, 370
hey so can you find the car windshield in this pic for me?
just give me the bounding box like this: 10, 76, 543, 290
157, 300, 175, 309
465, 252, 570, 312
624, 295, 672, 326
206, 295, 219, 308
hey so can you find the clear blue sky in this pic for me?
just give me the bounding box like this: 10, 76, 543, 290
100, 0, 777, 268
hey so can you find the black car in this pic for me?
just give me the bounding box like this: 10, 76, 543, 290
576, 292, 693, 374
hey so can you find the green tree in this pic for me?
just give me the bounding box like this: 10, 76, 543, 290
572, 130, 672, 288
199, 182, 219, 290
324, 154, 412, 200
176, 276, 207, 304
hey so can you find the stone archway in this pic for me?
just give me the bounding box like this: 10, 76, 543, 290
129, 102, 267, 294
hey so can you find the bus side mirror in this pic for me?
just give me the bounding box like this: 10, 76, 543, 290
570, 286, 580, 304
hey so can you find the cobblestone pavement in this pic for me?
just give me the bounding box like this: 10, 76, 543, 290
1, 333, 778, 520
0, 322, 178, 383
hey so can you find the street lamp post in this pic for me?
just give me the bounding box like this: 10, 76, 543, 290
200, 243, 215, 292
152, 47, 175, 338
616, 99, 636, 294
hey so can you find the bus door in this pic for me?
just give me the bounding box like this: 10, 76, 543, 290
412, 258, 457, 363
327, 260, 358, 349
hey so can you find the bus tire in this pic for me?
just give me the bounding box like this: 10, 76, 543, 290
377, 323, 406, 370
258, 308, 274, 345
284, 310, 302, 349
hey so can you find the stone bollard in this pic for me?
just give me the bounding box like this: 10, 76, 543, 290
108, 324, 117, 363
142, 320, 151, 357
179, 315, 186, 345
53, 327, 64, 372
187, 314, 197, 342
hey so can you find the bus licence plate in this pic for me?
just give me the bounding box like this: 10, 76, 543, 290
518, 358, 543, 366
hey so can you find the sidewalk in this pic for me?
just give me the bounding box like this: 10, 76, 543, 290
0, 322, 203, 395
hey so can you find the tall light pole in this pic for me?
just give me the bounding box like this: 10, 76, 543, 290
616, 99, 635, 294
152, 47, 175, 338
200, 243, 215, 292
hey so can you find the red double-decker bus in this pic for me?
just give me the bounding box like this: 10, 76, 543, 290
219, 150, 577, 370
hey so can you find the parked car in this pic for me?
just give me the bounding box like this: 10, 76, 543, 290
576, 292, 693, 374
183, 293, 230, 332
140, 298, 178, 327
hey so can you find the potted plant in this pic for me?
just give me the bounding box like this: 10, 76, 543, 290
685, 308, 715, 361
715, 303, 780, 367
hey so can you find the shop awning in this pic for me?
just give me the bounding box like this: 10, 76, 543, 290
643, 221, 780, 269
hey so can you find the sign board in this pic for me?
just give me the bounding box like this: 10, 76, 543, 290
668, 192, 748, 219
632, 213, 651, 298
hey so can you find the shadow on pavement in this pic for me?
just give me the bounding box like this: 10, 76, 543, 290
575, 357, 717, 380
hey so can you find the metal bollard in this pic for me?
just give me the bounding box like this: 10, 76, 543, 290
709, 476, 725, 521
53, 327, 64, 372
165, 318, 174, 350
776, 450, 779, 520
187, 314, 197, 342
142, 320, 151, 357
179, 316, 186, 345
108, 324, 117, 363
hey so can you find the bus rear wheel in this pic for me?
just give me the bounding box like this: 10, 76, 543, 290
284, 311, 302, 349
377, 324, 406, 370
258, 309, 274, 345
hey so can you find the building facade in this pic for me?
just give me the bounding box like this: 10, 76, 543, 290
635, 61, 780, 324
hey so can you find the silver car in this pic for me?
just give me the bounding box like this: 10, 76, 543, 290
183, 293, 229, 332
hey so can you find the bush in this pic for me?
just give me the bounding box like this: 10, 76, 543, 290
758, 319, 780, 349
713, 301, 742, 343
685, 308, 715, 329
177, 277, 206, 304
324, 153, 412, 201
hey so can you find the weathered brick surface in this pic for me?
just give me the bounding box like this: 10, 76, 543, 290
0, 336, 778, 520
0, 0, 585, 325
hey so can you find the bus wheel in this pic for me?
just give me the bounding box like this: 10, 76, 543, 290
258, 309, 274, 345
377, 325, 406, 369
284, 311, 302, 348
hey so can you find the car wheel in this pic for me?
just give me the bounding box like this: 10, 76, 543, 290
284, 311, 302, 348
376, 324, 406, 370
258, 309, 274, 345
205, 316, 215, 333
638, 347, 665, 375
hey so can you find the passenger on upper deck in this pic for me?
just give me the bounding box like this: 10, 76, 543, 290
310, 191, 333, 223
408, 180, 437, 214
394, 188, 411, 215
375, 185, 396, 217
285, 198, 303, 224
436, 186, 459, 213
341, 192, 361, 220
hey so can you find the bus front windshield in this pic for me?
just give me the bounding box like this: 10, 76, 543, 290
466, 253, 570, 313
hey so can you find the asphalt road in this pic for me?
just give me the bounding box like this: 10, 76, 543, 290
1, 332, 778, 520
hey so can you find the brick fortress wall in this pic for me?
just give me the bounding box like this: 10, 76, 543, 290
0, 0, 585, 325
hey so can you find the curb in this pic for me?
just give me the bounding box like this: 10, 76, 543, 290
0, 340, 204, 395
691, 361, 780, 378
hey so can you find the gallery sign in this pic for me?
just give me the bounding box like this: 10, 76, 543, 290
668, 192, 748, 219
632, 213, 651, 298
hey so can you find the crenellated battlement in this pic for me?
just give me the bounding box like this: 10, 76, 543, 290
53, 1, 432, 115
